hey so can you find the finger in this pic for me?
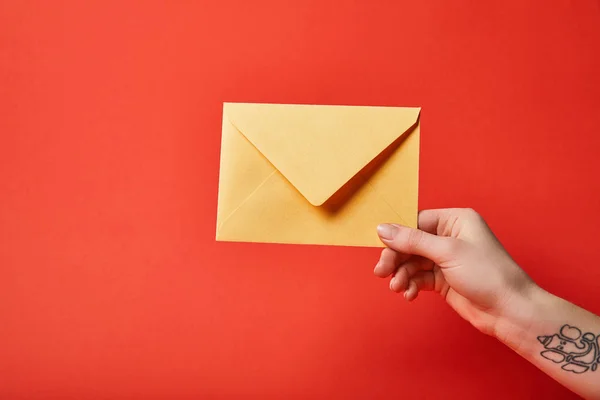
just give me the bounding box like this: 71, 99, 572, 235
389, 257, 423, 293
417, 209, 451, 235
404, 279, 419, 301
374, 247, 410, 278
410, 270, 436, 292
377, 223, 456, 265
406, 267, 445, 301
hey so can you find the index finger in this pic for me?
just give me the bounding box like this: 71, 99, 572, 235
417, 209, 451, 235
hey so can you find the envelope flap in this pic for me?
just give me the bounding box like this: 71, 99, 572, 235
224, 103, 420, 206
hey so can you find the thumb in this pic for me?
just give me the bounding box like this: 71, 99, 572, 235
377, 223, 455, 264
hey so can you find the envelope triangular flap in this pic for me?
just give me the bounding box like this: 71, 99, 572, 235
224, 103, 420, 206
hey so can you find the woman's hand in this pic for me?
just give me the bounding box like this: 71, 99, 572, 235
374, 208, 538, 336
376, 208, 600, 398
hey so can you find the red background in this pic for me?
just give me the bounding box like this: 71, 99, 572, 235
1, 1, 600, 399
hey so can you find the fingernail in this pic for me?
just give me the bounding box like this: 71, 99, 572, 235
389, 277, 396, 291
377, 224, 398, 240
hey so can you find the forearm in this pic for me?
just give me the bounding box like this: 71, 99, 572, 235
495, 286, 600, 399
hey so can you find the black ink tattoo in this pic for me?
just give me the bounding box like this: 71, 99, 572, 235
538, 325, 600, 374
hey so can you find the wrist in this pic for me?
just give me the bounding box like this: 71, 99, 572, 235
493, 284, 556, 356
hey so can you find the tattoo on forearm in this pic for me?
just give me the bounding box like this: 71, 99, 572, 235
538, 325, 600, 374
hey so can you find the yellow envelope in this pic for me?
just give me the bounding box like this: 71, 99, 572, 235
216, 103, 420, 247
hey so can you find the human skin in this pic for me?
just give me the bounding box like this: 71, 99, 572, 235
374, 208, 600, 399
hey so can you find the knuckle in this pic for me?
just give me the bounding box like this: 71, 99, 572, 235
406, 229, 425, 252
441, 214, 460, 236
462, 208, 486, 226
463, 208, 480, 219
